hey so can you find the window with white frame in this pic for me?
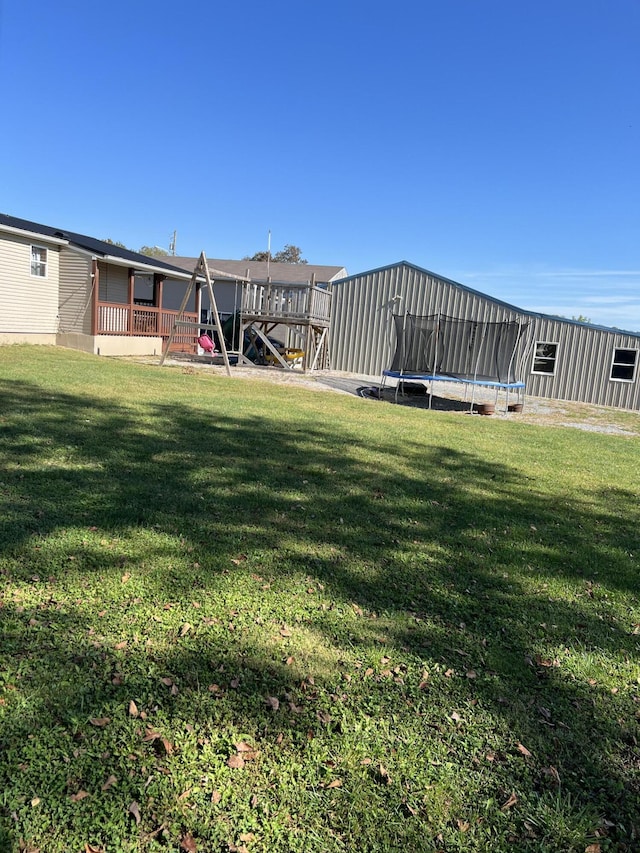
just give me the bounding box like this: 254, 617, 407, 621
30, 245, 48, 277
532, 341, 558, 375
610, 348, 638, 382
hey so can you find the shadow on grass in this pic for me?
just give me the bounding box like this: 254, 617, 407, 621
0, 377, 639, 850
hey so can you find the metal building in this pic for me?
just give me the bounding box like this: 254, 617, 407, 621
330, 261, 640, 411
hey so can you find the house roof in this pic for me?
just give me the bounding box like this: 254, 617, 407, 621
0, 213, 192, 278
167, 256, 347, 285
334, 260, 640, 339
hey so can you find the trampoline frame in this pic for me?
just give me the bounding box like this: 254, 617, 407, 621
381, 312, 530, 413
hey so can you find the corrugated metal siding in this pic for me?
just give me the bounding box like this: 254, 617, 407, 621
98, 262, 129, 303
330, 264, 521, 377
526, 317, 640, 409
330, 262, 640, 410
58, 248, 93, 334
0, 232, 60, 332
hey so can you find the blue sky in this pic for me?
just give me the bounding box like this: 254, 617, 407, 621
1, 1, 638, 329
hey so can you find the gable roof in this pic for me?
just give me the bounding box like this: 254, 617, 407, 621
0, 213, 192, 278
334, 260, 640, 339
167, 256, 347, 286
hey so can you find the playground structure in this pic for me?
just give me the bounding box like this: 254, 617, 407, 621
161, 256, 332, 372
382, 313, 530, 412
238, 276, 331, 371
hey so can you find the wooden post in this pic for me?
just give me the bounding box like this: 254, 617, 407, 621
91, 259, 99, 335
201, 255, 231, 377
154, 274, 164, 335
128, 268, 135, 335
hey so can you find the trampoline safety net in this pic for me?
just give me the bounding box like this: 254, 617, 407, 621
388, 313, 528, 385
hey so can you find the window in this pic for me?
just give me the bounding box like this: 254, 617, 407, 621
30, 245, 47, 277
610, 348, 638, 382
532, 341, 558, 375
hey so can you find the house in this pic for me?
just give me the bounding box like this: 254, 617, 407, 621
330, 261, 640, 411
0, 214, 196, 355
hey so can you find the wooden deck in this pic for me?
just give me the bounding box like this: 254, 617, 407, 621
97, 302, 199, 352
241, 282, 331, 327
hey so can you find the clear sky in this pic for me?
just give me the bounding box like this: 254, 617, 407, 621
1, 1, 638, 329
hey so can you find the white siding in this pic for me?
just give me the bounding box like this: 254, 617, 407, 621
98, 261, 129, 303
58, 248, 93, 334
0, 232, 60, 333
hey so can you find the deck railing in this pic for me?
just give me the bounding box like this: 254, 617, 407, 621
241, 283, 331, 325
97, 303, 199, 349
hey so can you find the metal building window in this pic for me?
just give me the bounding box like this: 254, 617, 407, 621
610, 348, 638, 382
30, 245, 48, 277
532, 341, 558, 375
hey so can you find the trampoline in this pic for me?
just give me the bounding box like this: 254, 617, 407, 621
381, 313, 529, 412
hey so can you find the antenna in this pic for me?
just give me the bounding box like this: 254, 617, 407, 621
267, 229, 271, 279
169, 230, 177, 256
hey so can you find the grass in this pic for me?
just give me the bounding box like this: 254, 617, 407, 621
0, 345, 639, 853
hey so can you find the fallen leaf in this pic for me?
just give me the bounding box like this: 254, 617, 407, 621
143, 727, 161, 742
543, 765, 561, 785
70, 790, 90, 802
159, 737, 174, 755
280, 626, 292, 637
377, 764, 392, 785
517, 743, 532, 757
128, 801, 141, 824
179, 623, 192, 637
89, 717, 111, 728
265, 696, 280, 711
444, 668, 454, 678
211, 790, 221, 804
228, 754, 245, 769
128, 700, 139, 718
180, 834, 197, 852
121, 573, 131, 583
234, 741, 254, 752
457, 819, 470, 831
451, 711, 462, 723
327, 779, 343, 788
85, 845, 105, 853
114, 641, 127, 650
535, 655, 559, 668
239, 833, 256, 843
31, 797, 41, 807
585, 845, 601, 853
501, 792, 518, 810
101, 774, 117, 792
466, 670, 477, 679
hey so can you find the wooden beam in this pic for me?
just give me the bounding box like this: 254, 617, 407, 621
91, 259, 99, 335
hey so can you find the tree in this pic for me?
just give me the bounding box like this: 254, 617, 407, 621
103, 238, 129, 249
139, 245, 169, 258
572, 315, 592, 324
244, 244, 307, 264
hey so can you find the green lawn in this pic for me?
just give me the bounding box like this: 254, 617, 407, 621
0, 346, 639, 852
